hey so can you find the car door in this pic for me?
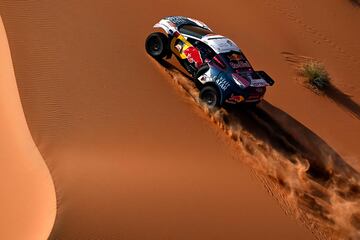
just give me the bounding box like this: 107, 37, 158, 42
170, 33, 191, 59
170, 34, 203, 68
184, 37, 204, 69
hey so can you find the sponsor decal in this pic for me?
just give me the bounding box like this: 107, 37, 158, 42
198, 73, 211, 83
170, 34, 192, 59
166, 16, 196, 27
228, 53, 241, 61
199, 75, 206, 82
167, 21, 176, 28
216, 76, 230, 91
228, 94, 244, 103
170, 33, 204, 67
230, 61, 250, 69
205, 37, 240, 53
250, 79, 268, 87
175, 44, 183, 52
183, 46, 203, 68
232, 73, 250, 87
228, 53, 251, 69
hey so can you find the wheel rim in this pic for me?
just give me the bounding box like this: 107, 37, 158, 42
202, 91, 217, 107
148, 36, 163, 55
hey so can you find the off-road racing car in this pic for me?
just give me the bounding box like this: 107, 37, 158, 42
145, 16, 275, 108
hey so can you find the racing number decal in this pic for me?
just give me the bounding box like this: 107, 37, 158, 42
170, 32, 203, 68
170, 33, 190, 59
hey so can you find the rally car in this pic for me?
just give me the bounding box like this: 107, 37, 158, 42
145, 16, 274, 108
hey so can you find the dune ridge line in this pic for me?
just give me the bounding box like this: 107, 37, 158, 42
0, 15, 56, 240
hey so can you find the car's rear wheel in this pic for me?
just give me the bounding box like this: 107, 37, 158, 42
145, 32, 169, 59
200, 86, 220, 109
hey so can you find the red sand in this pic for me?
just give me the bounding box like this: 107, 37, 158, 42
0, 0, 359, 239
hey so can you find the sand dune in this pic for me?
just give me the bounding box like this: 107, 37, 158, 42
0, 16, 56, 240
0, 0, 359, 239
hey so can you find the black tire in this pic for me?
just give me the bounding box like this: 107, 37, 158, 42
145, 32, 169, 59
200, 86, 221, 108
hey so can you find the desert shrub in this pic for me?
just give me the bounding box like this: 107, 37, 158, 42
299, 61, 330, 91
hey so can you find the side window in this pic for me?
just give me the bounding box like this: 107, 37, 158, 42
186, 37, 197, 45
199, 43, 216, 60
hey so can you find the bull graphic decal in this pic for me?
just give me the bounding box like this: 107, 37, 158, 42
183, 46, 203, 68
170, 33, 202, 68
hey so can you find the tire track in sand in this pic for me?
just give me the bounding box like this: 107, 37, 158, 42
264, 0, 360, 68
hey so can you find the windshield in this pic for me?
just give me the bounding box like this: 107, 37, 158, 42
179, 25, 213, 39
221, 51, 252, 70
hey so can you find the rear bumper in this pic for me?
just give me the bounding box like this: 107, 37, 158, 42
225, 95, 263, 104
245, 97, 263, 103
225, 87, 265, 104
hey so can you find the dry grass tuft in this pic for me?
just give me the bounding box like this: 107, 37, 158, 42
299, 61, 330, 93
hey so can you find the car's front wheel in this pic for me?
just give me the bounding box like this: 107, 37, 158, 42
200, 86, 221, 109
145, 32, 169, 59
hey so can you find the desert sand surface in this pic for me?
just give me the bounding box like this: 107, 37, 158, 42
0, 0, 360, 239
0, 16, 56, 240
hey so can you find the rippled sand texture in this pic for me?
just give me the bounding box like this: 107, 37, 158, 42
0, 0, 359, 239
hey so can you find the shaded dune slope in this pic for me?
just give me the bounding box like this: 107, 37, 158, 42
0, 16, 56, 240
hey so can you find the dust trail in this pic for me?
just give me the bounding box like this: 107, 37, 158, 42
155, 59, 360, 240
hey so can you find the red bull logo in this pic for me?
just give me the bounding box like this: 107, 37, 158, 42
226, 94, 244, 104
183, 46, 203, 68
